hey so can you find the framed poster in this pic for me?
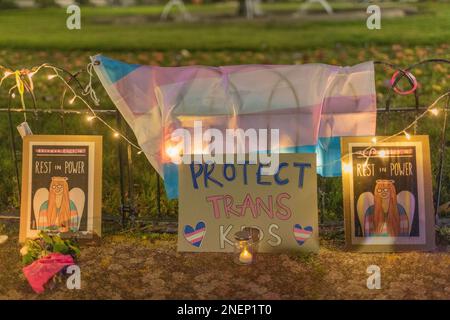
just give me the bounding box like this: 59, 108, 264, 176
19, 135, 102, 242
341, 135, 435, 252
178, 153, 319, 253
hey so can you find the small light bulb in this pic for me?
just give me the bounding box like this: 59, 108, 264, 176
343, 162, 352, 173
404, 131, 411, 140
113, 132, 120, 138
69, 96, 76, 104
379, 150, 386, 157
86, 115, 95, 122
430, 108, 439, 116
11, 93, 16, 99
137, 150, 143, 155
371, 137, 377, 144
47, 74, 57, 80
166, 146, 178, 158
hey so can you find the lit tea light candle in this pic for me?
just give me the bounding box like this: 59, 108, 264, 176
234, 230, 257, 265
239, 248, 253, 264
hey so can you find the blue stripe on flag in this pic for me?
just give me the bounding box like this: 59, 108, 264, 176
98, 56, 140, 83
163, 163, 179, 200
316, 136, 342, 177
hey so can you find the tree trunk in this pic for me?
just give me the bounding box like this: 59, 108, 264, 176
237, 0, 247, 17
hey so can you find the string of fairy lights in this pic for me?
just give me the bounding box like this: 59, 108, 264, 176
0, 63, 143, 153
340, 90, 449, 173
0, 61, 448, 168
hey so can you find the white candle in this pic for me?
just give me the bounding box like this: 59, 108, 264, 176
239, 248, 253, 264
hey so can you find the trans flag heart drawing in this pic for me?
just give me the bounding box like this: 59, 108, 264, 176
293, 224, 313, 246
183, 221, 206, 247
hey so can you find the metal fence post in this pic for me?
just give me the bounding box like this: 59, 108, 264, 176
156, 172, 162, 218
435, 96, 449, 223
116, 112, 127, 226
7, 101, 21, 202
126, 138, 136, 223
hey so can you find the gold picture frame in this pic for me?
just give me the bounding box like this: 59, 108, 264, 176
19, 135, 102, 243
341, 135, 435, 252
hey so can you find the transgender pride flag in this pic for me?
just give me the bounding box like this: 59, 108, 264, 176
92, 55, 376, 198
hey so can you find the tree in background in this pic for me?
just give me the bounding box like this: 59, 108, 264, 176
237, 0, 263, 18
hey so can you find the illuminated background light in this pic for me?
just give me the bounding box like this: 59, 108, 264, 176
343, 163, 352, 173
430, 108, 439, 116
166, 146, 179, 158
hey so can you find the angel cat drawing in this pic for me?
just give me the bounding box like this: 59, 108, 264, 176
356, 179, 415, 237
33, 176, 85, 233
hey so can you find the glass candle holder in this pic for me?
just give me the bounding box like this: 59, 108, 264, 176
233, 230, 257, 265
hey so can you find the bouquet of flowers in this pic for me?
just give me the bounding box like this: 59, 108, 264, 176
20, 231, 80, 265
20, 232, 81, 293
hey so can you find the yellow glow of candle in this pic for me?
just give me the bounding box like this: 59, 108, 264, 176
239, 248, 253, 264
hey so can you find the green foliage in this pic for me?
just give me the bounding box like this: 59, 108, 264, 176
0, 0, 16, 9
141, 232, 174, 241
35, 0, 56, 8
0, 223, 6, 235
21, 231, 80, 266
436, 225, 450, 245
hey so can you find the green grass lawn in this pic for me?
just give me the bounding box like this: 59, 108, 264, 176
0, 2, 449, 51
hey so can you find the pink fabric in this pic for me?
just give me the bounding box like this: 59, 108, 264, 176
22, 253, 74, 294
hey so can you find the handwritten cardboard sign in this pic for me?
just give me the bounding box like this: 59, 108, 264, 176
341, 136, 435, 252
19, 135, 102, 242
177, 154, 319, 253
